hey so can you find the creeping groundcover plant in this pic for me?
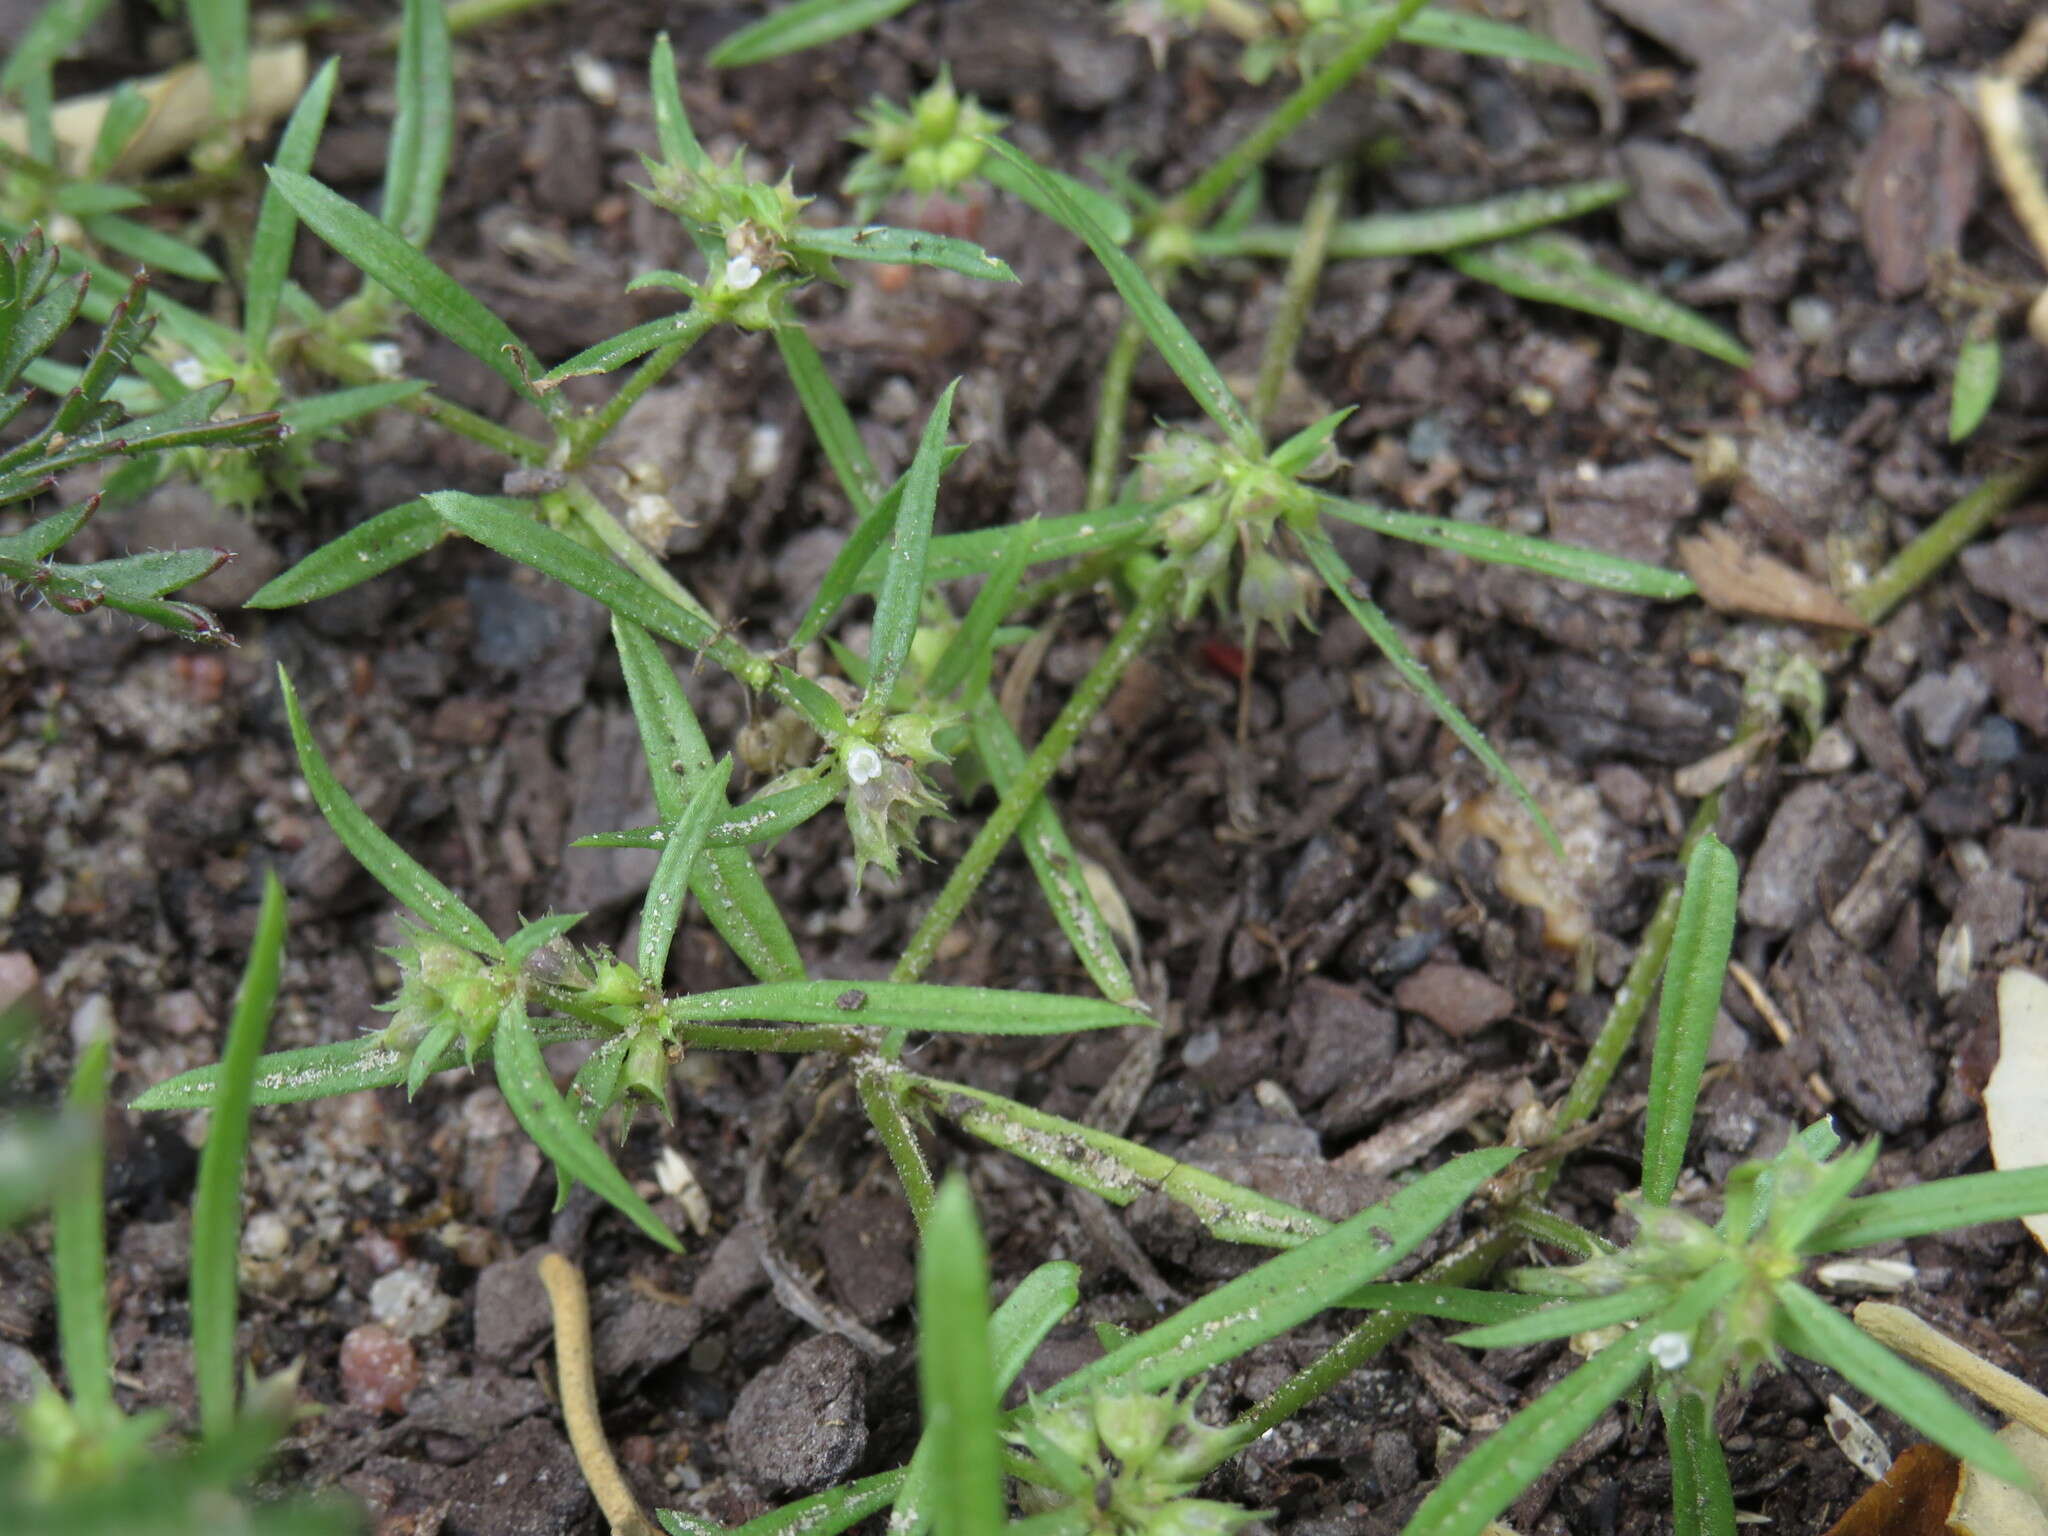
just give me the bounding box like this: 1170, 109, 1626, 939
5, 0, 2030, 1531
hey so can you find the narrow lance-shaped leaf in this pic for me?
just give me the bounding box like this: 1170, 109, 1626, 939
775, 323, 879, 509
189, 0, 249, 123
575, 780, 840, 851
657, 1470, 909, 1536
649, 34, 711, 173
971, 699, 1138, 1005
277, 665, 502, 956
88, 214, 223, 282
925, 1074, 1327, 1247
1950, 327, 2001, 444
919, 1178, 1005, 1536
1449, 234, 1752, 369
129, 1017, 595, 1112
981, 150, 1133, 245
639, 756, 735, 985
246, 56, 340, 354
1811, 1164, 2048, 1252
268, 169, 549, 409
671, 979, 1143, 1035
612, 617, 806, 982
431, 492, 722, 657
1640, 834, 1740, 1207
0, 500, 96, 563
540, 307, 713, 386
793, 226, 1017, 282
1298, 528, 1562, 854
278, 379, 429, 436
53, 1031, 113, 1426
791, 444, 971, 645
383, 0, 455, 247
490, 1001, 681, 1252
1661, 1383, 1737, 1536
707, 0, 918, 68
247, 498, 451, 608
1038, 1149, 1519, 1406
865, 379, 958, 711
1373, 1, 1601, 71
1774, 1281, 2028, 1487
50, 545, 224, 600
981, 138, 1262, 454
1337, 1283, 1550, 1325
1197, 179, 1627, 261
1402, 1262, 1743, 1536
1318, 494, 1695, 600
190, 870, 287, 1441
930, 519, 1036, 701
506, 912, 586, 965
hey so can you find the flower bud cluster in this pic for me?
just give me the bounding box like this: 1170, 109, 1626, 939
1139, 432, 1322, 645
847, 72, 1006, 202
840, 724, 951, 890
1012, 1386, 1265, 1536
378, 933, 515, 1080
1509, 1137, 1874, 1398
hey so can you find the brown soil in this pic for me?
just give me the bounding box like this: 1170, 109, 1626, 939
4, 1, 2048, 1534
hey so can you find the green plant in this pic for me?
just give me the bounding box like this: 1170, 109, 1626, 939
0, 0, 516, 515
629, 1157, 1512, 1536
126, 0, 1773, 1265
1334, 837, 2048, 1536
0, 228, 281, 642
0, 877, 355, 1535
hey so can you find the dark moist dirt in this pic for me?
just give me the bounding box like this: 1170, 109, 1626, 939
4, 0, 2048, 1533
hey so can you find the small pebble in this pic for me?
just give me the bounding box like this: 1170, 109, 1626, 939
339, 1323, 420, 1414
1787, 295, 1836, 346
368, 1264, 456, 1338
1392, 963, 1514, 1038
242, 1211, 291, 1262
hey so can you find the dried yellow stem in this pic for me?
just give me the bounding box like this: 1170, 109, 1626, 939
539, 1252, 658, 1536
1854, 1301, 2048, 1442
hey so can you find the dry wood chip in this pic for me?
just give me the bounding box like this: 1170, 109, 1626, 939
1676, 525, 1867, 630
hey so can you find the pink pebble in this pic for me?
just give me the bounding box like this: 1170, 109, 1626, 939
339, 1323, 420, 1414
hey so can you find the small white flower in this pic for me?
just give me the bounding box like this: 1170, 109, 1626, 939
366, 342, 405, 379
846, 744, 883, 786
1648, 1331, 1692, 1371
724, 254, 762, 291
171, 356, 208, 389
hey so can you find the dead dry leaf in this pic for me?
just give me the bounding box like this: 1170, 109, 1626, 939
1950, 1423, 2048, 1536
1823, 1442, 1960, 1536
1677, 525, 1869, 629
1987, 969, 2048, 1251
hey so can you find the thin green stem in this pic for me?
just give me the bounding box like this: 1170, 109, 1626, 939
1233, 782, 1735, 1440
1234, 1227, 1517, 1442
565, 310, 718, 466
1167, 0, 1430, 227
53, 1035, 113, 1427
1506, 1202, 1611, 1259
1849, 449, 2048, 626
1086, 316, 1147, 512
1551, 788, 1724, 1139
892, 565, 1183, 986
298, 333, 549, 464
857, 1065, 937, 1231
550, 476, 774, 691
1251, 163, 1345, 428
1014, 548, 1129, 615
